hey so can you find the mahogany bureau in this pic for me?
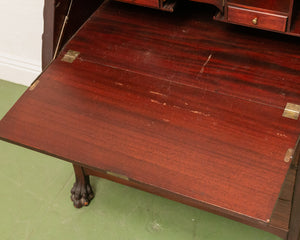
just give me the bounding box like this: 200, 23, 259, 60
116, 0, 300, 37
0, 1, 300, 239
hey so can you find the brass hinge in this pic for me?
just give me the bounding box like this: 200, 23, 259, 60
284, 148, 294, 163
282, 103, 300, 120
61, 50, 80, 63
29, 80, 40, 91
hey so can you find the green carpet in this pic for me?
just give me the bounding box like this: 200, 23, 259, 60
0, 79, 282, 240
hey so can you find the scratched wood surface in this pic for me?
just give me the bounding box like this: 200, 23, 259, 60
1, 0, 300, 236
65, 1, 300, 109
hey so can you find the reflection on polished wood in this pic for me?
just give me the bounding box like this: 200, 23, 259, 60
1, 1, 300, 240
114, 0, 300, 36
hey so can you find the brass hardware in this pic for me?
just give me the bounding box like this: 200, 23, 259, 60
284, 148, 294, 163
106, 171, 129, 181
282, 103, 300, 120
29, 80, 40, 91
61, 50, 80, 63
53, 0, 74, 59
252, 17, 258, 25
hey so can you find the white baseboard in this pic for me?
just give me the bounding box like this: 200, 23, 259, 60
0, 55, 42, 86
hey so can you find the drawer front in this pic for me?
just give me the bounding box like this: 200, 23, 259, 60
116, 0, 160, 8
227, 6, 287, 32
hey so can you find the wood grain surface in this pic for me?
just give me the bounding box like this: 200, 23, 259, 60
65, 1, 300, 108
1, 0, 300, 237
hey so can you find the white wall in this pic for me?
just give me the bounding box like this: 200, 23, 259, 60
0, 1, 44, 86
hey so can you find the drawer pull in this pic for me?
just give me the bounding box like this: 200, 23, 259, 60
252, 17, 258, 25
228, 6, 287, 32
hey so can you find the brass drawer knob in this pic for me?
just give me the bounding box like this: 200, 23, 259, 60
252, 17, 258, 25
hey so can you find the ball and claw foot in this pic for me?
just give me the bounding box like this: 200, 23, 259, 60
71, 180, 94, 208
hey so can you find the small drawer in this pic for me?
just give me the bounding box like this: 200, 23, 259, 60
116, 0, 160, 8
227, 6, 287, 32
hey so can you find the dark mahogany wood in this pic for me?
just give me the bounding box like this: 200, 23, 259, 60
65, 1, 300, 109
223, 0, 300, 36
291, 1, 300, 34
192, 0, 223, 12
1, 57, 299, 236
114, 0, 300, 36
117, 0, 159, 8
227, 0, 291, 14
114, 0, 177, 11
271, 165, 297, 232
1, 1, 300, 239
42, 0, 103, 69
227, 6, 288, 32
288, 142, 300, 240
270, 141, 300, 239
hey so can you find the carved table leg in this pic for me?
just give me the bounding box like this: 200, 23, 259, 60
71, 164, 94, 208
